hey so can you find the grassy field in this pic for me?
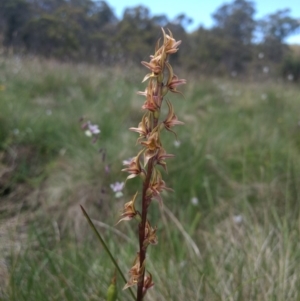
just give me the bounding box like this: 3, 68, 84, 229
0, 54, 300, 301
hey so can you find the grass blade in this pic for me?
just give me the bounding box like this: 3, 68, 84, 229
80, 205, 136, 301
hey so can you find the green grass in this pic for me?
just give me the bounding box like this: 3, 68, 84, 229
0, 55, 300, 300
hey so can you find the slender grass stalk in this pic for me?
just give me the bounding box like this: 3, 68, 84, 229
80, 205, 136, 300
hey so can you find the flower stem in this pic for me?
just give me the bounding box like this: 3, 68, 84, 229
137, 156, 154, 300
137, 81, 162, 300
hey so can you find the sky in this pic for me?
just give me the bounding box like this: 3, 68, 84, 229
106, 0, 300, 44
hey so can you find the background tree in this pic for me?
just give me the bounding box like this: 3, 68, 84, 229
0, 0, 31, 47
113, 5, 158, 63
184, 27, 225, 74
0, 0, 299, 80
258, 9, 300, 62
21, 0, 117, 60
211, 0, 256, 72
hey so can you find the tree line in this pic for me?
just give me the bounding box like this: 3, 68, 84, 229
0, 0, 299, 79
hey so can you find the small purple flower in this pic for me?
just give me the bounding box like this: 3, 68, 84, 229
110, 182, 124, 192
81, 121, 100, 135
81, 120, 100, 143
110, 181, 125, 198
88, 122, 100, 135
123, 158, 133, 165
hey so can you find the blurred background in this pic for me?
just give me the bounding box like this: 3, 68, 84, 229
0, 0, 299, 78
1, 1, 300, 301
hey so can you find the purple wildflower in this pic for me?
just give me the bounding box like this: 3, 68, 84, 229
110, 181, 125, 198
81, 120, 100, 143
87, 122, 100, 135
123, 157, 134, 165
110, 182, 124, 192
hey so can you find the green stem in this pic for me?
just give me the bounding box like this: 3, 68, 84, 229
80, 205, 136, 301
